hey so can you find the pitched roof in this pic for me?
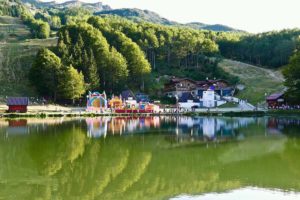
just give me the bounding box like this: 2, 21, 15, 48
179, 92, 194, 102
266, 93, 284, 101
121, 90, 136, 100
170, 78, 196, 84
7, 97, 29, 106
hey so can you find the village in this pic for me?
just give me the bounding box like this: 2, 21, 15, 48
1, 76, 293, 116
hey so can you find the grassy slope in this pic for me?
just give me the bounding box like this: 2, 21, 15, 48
0, 16, 57, 98
219, 59, 285, 105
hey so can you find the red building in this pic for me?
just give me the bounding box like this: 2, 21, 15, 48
7, 97, 29, 113
266, 93, 285, 108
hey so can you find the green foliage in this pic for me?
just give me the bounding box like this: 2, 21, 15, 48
218, 30, 300, 68
50, 15, 61, 29
88, 16, 151, 89
57, 23, 129, 92
21, 12, 50, 39
96, 8, 243, 32
283, 51, 300, 104
29, 48, 61, 100
0, 0, 25, 17
57, 65, 86, 101
60, 7, 92, 25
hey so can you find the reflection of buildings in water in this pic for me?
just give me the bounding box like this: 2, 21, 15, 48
85, 116, 300, 139
176, 117, 256, 139
266, 117, 300, 135
267, 118, 283, 135
6, 119, 29, 135
86, 117, 161, 138
86, 117, 109, 138
203, 118, 215, 139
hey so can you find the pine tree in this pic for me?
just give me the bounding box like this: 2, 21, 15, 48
81, 49, 100, 90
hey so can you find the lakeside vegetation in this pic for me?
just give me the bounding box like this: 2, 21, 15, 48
218, 59, 285, 104
0, 0, 299, 106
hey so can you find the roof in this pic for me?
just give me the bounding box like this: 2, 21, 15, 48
266, 93, 284, 101
196, 79, 229, 87
121, 90, 136, 100
179, 92, 197, 103
169, 78, 197, 84
7, 97, 29, 106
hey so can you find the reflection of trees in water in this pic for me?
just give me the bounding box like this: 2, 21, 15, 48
0, 118, 300, 199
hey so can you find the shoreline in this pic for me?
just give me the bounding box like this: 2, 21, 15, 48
1, 110, 300, 118
1, 105, 300, 118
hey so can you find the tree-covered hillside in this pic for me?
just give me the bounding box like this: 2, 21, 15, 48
30, 15, 238, 101
218, 29, 300, 68
3, 0, 299, 103
96, 8, 244, 32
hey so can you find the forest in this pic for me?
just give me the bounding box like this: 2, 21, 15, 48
218, 29, 300, 68
1, 0, 300, 103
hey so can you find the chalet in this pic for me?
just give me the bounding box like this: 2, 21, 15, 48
194, 79, 234, 97
7, 97, 29, 113
266, 93, 285, 108
164, 77, 234, 98
164, 78, 198, 98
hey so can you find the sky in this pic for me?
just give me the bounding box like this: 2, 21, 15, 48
46, 0, 300, 33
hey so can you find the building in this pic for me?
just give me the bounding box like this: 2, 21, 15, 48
194, 79, 234, 97
164, 78, 198, 98
7, 97, 29, 113
266, 93, 285, 108
121, 90, 136, 101
164, 77, 234, 98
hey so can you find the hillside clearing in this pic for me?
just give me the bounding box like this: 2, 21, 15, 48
219, 59, 285, 105
0, 17, 57, 97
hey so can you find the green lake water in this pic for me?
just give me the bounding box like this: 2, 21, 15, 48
1, 116, 300, 200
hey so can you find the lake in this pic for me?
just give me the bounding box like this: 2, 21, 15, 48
0, 116, 300, 200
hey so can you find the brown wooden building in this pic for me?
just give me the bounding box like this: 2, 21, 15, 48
266, 93, 285, 108
164, 77, 234, 98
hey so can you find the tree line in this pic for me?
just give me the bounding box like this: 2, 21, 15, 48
30, 16, 238, 102
218, 30, 300, 68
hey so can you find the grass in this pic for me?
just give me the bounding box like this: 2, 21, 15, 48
0, 16, 57, 97
0, 16, 31, 42
219, 59, 285, 105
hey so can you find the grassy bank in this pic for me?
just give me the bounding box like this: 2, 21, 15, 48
0, 16, 57, 97
219, 59, 285, 105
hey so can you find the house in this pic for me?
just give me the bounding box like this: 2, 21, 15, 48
266, 93, 285, 108
7, 97, 29, 113
164, 78, 198, 98
164, 77, 234, 98
195, 79, 234, 97
121, 90, 136, 101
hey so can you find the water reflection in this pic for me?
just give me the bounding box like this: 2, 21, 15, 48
0, 116, 300, 200
6, 119, 29, 135
2, 117, 300, 141
84, 116, 280, 141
